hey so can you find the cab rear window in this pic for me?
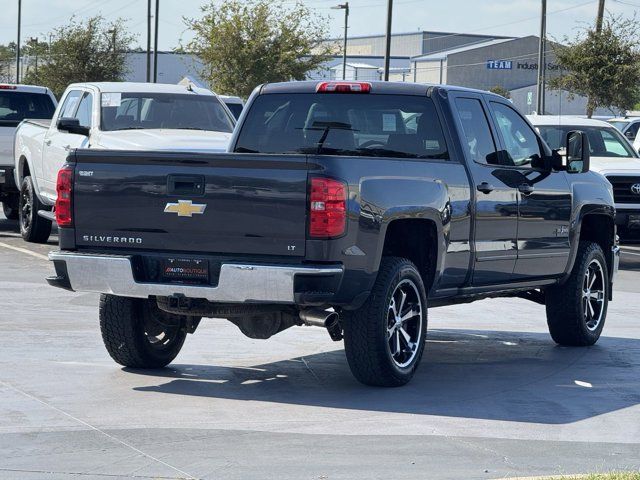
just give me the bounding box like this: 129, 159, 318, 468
235, 93, 448, 159
0, 92, 56, 126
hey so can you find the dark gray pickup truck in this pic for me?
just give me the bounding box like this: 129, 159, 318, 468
47, 81, 620, 386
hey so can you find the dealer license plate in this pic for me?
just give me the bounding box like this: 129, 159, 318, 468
162, 258, 209, 284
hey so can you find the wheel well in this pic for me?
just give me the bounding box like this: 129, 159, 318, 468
580, 214, 614, 269
19, 157, 30, 183
382, 219, 438, 291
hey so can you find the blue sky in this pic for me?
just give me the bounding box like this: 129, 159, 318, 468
2, 0, 638, 51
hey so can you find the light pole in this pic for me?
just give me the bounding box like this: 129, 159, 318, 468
153, 0, 159, 83
383, 0, 393, 81
146, 0, 152, 82
331, 3, 349, 80
16, 0, 22, 83
536, 0, 547, 114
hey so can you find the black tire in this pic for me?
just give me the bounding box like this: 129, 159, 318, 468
99, 294, 187, 368
2, 194, 19, 220
546, 241, 609, 346
342, 257, 428, 387
19, 176, 52, 243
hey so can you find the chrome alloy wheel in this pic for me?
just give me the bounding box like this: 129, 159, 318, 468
20, 187, 32, 231
387, 279, 423, 368
583, 259, 606, 331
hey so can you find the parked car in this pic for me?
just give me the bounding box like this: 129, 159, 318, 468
0, 84, 56, 220
608, 116, 640, 143
47, 81, 618, 387
530, 115, 640, 239
219, 95, 244, 119
14, 81, 236, 242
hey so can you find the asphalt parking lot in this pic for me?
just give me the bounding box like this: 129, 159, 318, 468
1, 212, 639, 480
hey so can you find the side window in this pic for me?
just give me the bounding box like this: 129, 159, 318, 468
58, 90, 82, 119
490, 102, 541, 167
74, 93, 93, 128
455, 98, 499, 165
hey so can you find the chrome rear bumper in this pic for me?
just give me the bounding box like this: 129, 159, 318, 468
48, 251, 343, 304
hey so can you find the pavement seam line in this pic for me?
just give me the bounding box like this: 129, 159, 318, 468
0, 241, 49, 261
0, 467, 183, 479
0, 379, 198, 480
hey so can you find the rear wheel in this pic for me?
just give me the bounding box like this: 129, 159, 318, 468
2, 194, 19, 220
342, 257, 427, 387
546, 241, 609, 346
99, 294, 187, 368
19, 176, 51, 243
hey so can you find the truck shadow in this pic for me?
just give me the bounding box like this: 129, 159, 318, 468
132, 328, 640, 424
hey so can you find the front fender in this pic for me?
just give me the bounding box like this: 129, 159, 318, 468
562, 173, 615, 281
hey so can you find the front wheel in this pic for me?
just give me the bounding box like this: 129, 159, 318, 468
546, 241, 609, 346
19, 176, 51, 243
99, 294, 187, 368
342, 257, 428, 387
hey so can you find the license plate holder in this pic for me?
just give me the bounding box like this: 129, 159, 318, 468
162, 258, 209, 284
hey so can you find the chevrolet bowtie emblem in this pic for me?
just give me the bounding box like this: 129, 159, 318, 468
164, 200, 207, 217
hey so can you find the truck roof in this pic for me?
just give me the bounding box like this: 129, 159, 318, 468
67, 81, 215, 96
527, 115, 613, 128
259, 80, 503, 98
0, 84, 52, 95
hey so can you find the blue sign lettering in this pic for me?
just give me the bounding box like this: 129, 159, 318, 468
486, 60, 513, 70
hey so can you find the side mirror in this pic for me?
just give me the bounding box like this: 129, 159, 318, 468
57, 117, 90, 136
566, 130, 590, 174
625, 130, 635, 140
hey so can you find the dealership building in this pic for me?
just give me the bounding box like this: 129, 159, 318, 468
121, 31, 613, 116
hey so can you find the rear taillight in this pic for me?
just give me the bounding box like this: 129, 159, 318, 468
55, 166, 73, 227
309, 177, 347, 238
0, 85, 17, 90
316, 81, 371, 93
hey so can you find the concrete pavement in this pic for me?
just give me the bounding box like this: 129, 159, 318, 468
1, 213, 639, 479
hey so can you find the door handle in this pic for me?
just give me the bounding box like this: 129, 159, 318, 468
476, 182, 495, 194
44, 139, 51, 146
518, 184, 535, 195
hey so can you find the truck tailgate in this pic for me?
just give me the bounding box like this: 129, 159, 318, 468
71, 151, 308, 256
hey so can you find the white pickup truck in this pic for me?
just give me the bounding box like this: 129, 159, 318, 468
0, 84, 57, 220
529, 115, 640, 239
14, 81, 236, 242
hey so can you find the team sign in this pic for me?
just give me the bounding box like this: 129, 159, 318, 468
486, 60, 513, 70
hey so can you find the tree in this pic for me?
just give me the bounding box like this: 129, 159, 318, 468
0, 43, 16, 83
185, 0, 333, 98
550, 15, 640, 117
488, 85, 511, 99
23, 16, 135, 98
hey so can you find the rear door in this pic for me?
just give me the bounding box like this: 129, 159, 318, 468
486, 100, 571, 279
73, 152, 309, 257
42, 89, 91, 201
450, 93, 519, 285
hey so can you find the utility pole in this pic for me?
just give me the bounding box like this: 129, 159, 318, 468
596, 0, 605, 33
153, 0, 159, 83
16, 0, 22, 83
30, 37, 38, 78
586, 0, 606, 117
146, 0, 152, 82
383, 0, 393, 81
536, 0, 547, 115
108, 29, 116, 54
331, 3, 349, 80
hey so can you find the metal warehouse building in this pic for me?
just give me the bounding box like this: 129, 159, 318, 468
121, 32, 615, 116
